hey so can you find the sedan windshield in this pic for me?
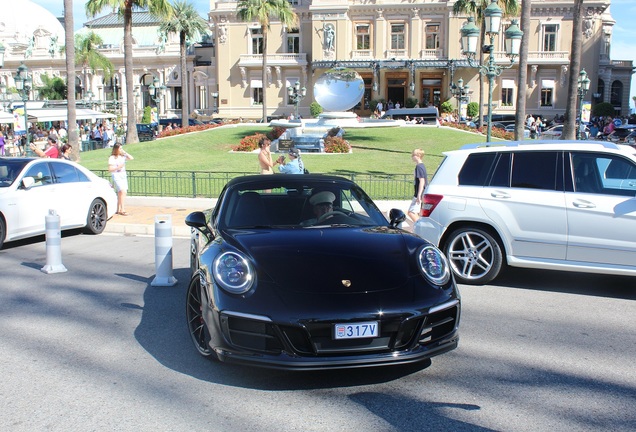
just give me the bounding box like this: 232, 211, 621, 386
217, 178, 388, 229
0, 159, 29, 188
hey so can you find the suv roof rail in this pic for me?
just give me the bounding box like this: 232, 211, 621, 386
460, 140, 622, 151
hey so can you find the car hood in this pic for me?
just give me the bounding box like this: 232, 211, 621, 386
224, 227, 415, 294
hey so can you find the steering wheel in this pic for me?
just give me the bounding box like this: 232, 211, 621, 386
316, 210, 347, 224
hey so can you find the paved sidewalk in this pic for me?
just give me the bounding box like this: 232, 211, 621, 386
104, 197, 414, 237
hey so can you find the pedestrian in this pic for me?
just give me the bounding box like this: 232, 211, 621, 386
257, 136, 278, 174
407, 148, 427, 223
30, 135, 59, 158
59, 143, 72, 160
108, 143, 134, 216
277, 148, 303, 174
0, 131, 5, 156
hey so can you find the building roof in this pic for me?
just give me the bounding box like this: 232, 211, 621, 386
84, 12, 161, 28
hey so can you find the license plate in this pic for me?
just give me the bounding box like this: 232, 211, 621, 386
333, 321, 379, 340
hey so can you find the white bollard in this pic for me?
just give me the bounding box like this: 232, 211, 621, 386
41, 209, 68, 274
151, 214, 177, 287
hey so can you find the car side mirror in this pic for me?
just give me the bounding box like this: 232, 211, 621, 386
185, 211, 207, 230
389, 208, 406, 228
21, 176, 35, 189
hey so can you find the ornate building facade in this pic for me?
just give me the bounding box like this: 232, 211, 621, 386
204, 0, 633, 120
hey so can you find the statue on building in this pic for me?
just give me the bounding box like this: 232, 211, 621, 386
324, 24, 335, 52
49, 35, 58, 58
24, 36, 34, 59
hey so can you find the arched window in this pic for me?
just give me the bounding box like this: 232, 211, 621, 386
597, 79, 604, 102
610, 80, 623, 106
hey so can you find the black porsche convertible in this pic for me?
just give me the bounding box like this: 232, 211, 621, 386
185, 174, 460, 370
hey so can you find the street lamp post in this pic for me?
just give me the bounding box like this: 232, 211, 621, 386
576, 69, 591, 140
113, 75, 120, 115
460, 1, 523, 142
287, 81, 306, 121
211, 92, 219, 114
450, 78, 470, 122
14, 63, 33, 155
149, 76, 166, 106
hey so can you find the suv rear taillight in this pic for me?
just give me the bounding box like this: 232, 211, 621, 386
420, 194, 443, 217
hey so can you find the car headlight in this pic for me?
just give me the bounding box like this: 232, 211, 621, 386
417, 245, 451, 286
213, 251, 255, 294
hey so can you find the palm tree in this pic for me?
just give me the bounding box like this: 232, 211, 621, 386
75, 32, 114, 97
561, 0, 585, 140
159, 1, 208, 123
453, 0, 518, 129
38, 75, 67, 100
237, 0, 298, 123
64, 0, 79, 161
86, 0, 172, 144
513, 0, 531, 140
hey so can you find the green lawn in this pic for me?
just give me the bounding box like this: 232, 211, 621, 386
78, 124, 487, 177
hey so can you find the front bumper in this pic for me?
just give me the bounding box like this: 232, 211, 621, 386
209, 299, 460, 370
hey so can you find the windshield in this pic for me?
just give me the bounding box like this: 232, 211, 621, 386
0, 159, 29, 188
217, 177, 388, 229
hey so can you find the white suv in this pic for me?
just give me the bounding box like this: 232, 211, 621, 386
414, 141, 636, 284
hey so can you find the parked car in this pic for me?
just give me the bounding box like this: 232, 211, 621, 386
542, 125, 563, 138
184, 174, 460, 369
135, 123, 155, 142
414, 141, 636, 285
0, 157, 117, 249
625, 130, 636, 148
608, 125, 636, 143
158, 118, 204, 128
504, 124, 531, 138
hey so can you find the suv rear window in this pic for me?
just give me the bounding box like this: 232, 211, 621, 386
458, 153, 497, 186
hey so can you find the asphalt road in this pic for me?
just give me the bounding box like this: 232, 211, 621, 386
1, 232, 635, 431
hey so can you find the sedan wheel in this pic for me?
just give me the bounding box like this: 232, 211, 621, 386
444, 227, 503, 285
186, 277, 214, 358
84, 199, 107, 234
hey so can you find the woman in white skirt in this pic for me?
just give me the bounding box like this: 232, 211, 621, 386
108, 143, 134, 215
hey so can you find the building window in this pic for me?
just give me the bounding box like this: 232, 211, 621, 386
425, 24, 440, 50
251, 78, 263, 105
286, 28, 299, 54
390, 23, 405, 50
542, 24, 558, 52
355, 23, 370, 50
251, 28, 263, 55
252, 87, 263, 105
501, 79, 515, 106
540, 79, 555, 106
610, 80, 623, 106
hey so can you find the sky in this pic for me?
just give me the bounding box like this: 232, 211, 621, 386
31, 0, 636, 110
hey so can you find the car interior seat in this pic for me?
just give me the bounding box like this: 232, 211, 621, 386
232, 191, 269, 227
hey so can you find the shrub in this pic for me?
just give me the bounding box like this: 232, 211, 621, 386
324, 136, 351, 153
267, 126, 286, 140
406, 97, 418, 108
592, 102, 615, 118
310, 101, 323, 118
141, 106, 152, 124
234, 133, 266, 152
157, 123, 220, 138
440, 100, 454, 114
467, 102, 479, 118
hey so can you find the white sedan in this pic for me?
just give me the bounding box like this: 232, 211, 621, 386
0, 157, 117, 249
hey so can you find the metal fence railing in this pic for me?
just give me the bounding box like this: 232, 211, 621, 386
94, 170, 414, 200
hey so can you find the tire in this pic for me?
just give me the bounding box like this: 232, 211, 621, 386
84, 199, 107, 235
186, 276, 215, 358
0, 217, 5, 250
443, 227, 504, 285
